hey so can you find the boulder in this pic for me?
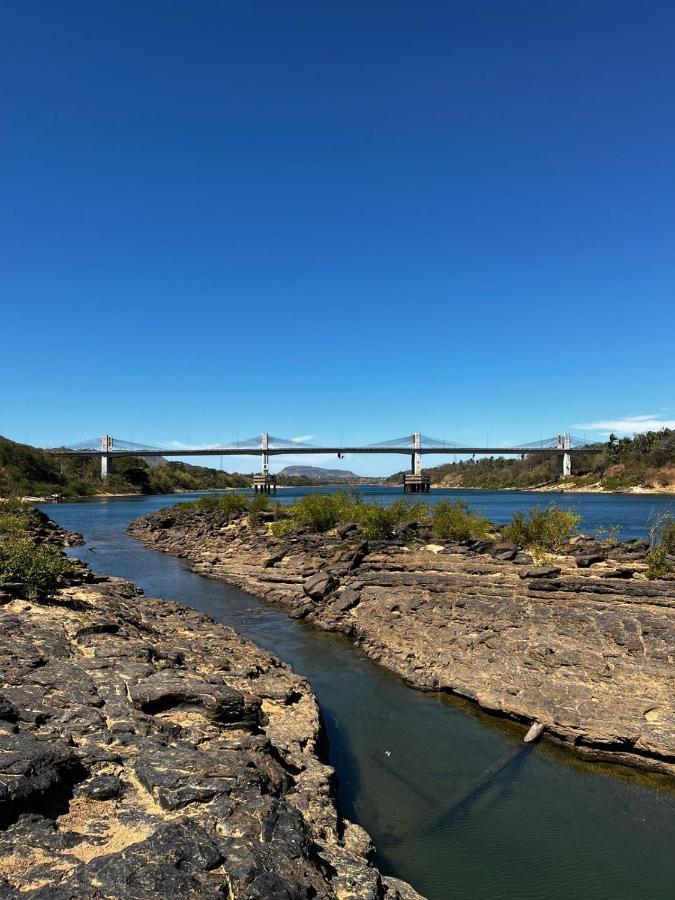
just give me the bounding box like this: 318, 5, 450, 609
331, 588, 361, 614
576, 553, 606, 568
338, 522, 359, 539
303, 572, 339, 601
490, 542, 519, 561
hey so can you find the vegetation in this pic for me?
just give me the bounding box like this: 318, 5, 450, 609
502, 505, 581, 551
0, 435, 251, 498
386, 429, 675, 492
431, 500, 492, 541
0, 538, 76, 598
0, 499, 76, 598
645, 546, 672, 580
645, 514, 675, 579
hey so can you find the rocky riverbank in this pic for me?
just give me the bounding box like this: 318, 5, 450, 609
130, 507, 675, 777
0, 519, 421, 898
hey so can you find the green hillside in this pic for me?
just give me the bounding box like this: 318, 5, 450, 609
0, 436, 250, 498
387, 430, 675, 492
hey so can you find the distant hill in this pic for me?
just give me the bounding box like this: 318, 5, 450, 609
277, 465, 362, 482
0, 435, 250, 498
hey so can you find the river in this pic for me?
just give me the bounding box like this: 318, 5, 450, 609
41, 488, 675, 900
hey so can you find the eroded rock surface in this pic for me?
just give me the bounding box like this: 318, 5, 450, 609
0, 528, 421, 898
130, 508, 675, 776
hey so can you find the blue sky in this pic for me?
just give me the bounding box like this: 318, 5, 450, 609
1, 1, 673, 475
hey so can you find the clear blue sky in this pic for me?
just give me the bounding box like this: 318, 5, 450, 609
2, 1, 673, 475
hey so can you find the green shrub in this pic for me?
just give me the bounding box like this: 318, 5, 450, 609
0, 537, 75, 598
216, 493, 251, 516
271, 519, 296, 537
431, 500, 491, 541
660, 517, 675, 554
356, 499, 426, 540
502, 505, 581, 550
603, 474, 641, 491
290, 492, 356, 532
646, 546, 672, 579
0, 499, 35, 535
248, 493, 272, 523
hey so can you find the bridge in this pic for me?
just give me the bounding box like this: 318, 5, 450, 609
47, 432, 597, 492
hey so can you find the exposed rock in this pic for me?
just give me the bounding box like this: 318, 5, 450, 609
0, 523, 422, 899
303, 572, 339, 601
131, 508, 675, 777
520, 566, 561, 579
576, 552, 606, 568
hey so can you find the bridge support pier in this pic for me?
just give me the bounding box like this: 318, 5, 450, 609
252, 432, 277, 494
403, 432, 430, 493
100, 435, 113, 480
556, 433, 572, 479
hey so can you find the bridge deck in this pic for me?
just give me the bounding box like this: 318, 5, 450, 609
49, 446, 583, 458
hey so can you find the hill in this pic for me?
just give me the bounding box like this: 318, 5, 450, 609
386, 429, 675, 492
277, 465, 362, 482
0, 435, 250, 498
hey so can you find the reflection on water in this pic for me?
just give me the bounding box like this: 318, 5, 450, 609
41, 489, 675, 900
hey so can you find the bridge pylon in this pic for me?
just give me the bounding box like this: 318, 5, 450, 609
252, 432, 276, 494
100, 435, 113, 480
403, 432, 431, 493
556, 433, 572, 479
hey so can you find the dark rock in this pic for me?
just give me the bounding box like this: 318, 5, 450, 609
520, 566, 561, 579
338, 522, 359, 539
331, 588, 361, 614
76, 774, 124, 801
491, 542, 518, 558
513, 552, 534, 565
129, 675, 260, 725
602, 567, 639, 579
576, 553, 606, 568
263, 551, 286, 568
303, 572, 338, 601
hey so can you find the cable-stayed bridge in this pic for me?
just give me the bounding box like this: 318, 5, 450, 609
47, 431, 598, 492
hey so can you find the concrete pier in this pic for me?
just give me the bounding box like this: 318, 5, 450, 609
252, 474, 277, 494
100, 434, 113, 480
403, 472, 431, 493
252, 432, 277, 493
403, 433, 431, 492
556, 433, 572, 478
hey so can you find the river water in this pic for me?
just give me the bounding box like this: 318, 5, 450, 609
41, 488, 675, 900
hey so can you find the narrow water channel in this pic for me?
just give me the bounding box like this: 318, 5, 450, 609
42, 492, 675, 900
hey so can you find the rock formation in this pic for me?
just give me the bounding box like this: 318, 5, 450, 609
0, 520, 421, 899
130, 508, 675, 777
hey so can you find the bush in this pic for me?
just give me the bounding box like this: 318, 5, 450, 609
0, 498, 35, 535
660, 517, 675, 554
646, 546, 672, 579
431, 500, 491, 541
271, 519, 296, 537
290, 492, 357, 532
502, 505, 581, 550
0, 537, 75, 598
287, 492, 425, 538
356, 499, 426, 540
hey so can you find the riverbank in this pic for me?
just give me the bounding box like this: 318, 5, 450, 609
130, 506, 675, 777
0, 517, 420, 898
430, 481, 675, 495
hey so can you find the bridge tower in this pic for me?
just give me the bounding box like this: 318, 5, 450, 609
100, 434, 113, 480
556, 433, 572, 479
403, 432, 431, 493
252, 432, 276, 494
